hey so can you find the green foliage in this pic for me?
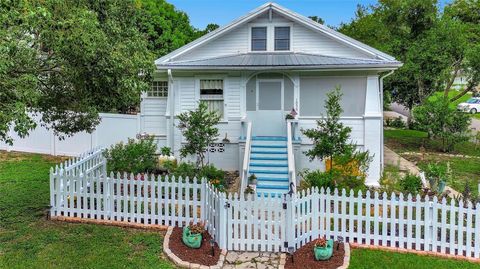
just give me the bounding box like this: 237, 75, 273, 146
399, 174, 423, 195
199, 164, 225, 186
339, 0, 480, 109
103, 137, 157, 174
299, 169, 336, 191
160, 146, 172, 156
424, 163, 447, 193
385, 117, 406, 128
171, 162, 197, 180
177, 102, 221, 167
0, 0, 154, 144
412, 97, 471, 152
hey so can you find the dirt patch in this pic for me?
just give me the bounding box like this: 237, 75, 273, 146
225, 170, 240, 193
168, 227, 220, 266
285, 241, 345, 269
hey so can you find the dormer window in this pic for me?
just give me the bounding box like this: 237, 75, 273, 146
274, 27, 290, 51
251, 27, 267, 51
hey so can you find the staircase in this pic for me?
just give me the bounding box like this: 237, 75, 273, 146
248, 136, 290, 197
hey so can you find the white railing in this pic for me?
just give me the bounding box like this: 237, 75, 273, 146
50, 149, 480, 259
286, 121, 296, 190
240, 121, 252, 192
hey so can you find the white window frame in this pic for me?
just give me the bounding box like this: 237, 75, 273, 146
248, 23, 293, 52
197, 77, 226, 120
274, 26, 291, 51
147, 80, 168, 98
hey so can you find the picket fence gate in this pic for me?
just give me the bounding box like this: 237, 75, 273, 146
50, 149, 480, 259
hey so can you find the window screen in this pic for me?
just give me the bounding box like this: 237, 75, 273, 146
258, 81, 282, 110
274, 27, 290, 51
251, 27, 267, 51
148, 81, 168, 97
200, 79, 224, 117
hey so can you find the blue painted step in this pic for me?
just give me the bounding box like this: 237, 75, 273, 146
256, 177, 289, 182
249, 169, 288, 175
250, 162, 288, 167
257, 184, 289, 190
251, 150, 287, 154
251, 156, 288, 161
251, 144, 287, 148
257, 193, 283, 198
252, 136, 287, 141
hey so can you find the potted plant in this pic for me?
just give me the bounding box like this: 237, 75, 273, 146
425, 163, 446, 194
285, 113, 295, 120
182, 222, 205, 249
248, 174, 257, 185
244, 185, 255, 195
313, 237, 333, 261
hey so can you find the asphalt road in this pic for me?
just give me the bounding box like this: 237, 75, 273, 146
390, 103, 480, 133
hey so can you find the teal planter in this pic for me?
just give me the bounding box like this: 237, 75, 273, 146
314, 239, 334, 261
182, 226, 202, 249
438, 180, 446, 193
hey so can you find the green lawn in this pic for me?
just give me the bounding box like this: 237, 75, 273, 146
1, 151, 478, 268
0, 151, 174, 269
349, 248, 480, 269
385, 129, 480, 193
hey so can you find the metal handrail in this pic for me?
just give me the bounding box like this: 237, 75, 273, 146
287, 121, 296, 190
240, 121, 252, 193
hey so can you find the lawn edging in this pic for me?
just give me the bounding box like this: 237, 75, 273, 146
350, 243, 480, 264
163, 226, 227, 269
51, 216, 169, 230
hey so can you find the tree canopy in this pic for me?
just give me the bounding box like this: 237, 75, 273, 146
0, 0, 215, 145
338, 0, 480, 109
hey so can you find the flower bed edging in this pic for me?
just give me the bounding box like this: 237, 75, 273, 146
163, 226, 227, 269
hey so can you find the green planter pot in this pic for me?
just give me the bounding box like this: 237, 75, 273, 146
182, 226, 202, 249
438, 181, 446, 193
314, 239, 334, 261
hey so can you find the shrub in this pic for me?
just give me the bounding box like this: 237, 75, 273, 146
424, 163, 447, 193
399, 173, 423, 195
299, 169, 336, 191
391, 117, 406, 128
103, 137, 157, 174
160, 146, 172, 156
171, 162, 197, 180
199, 164, 226, 188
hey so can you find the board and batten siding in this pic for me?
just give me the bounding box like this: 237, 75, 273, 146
177, 78, 196, 113
225, 77, 242, 119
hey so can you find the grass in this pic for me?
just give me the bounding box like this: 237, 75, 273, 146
0, 151, 174, 269
385, 129, 480, 193
349, 248, 480, 269
1, 151, 479, 268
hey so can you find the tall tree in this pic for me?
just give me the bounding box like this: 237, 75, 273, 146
0, 0, 153, 144
338, 0, 479, 109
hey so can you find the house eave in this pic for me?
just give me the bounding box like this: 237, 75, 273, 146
155, 63, 403, 71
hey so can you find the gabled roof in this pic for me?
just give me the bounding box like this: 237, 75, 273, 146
157, 52, 402, 70
155, 2, 398, 67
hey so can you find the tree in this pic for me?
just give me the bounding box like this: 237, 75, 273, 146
0, 0, 154, 144
177, 102, 221, 167
412, 96, 471, 152
308, 16, 325, 24
338, 0, 480, 109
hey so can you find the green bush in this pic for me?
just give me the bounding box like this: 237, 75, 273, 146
199, 164, 225, 185
299, 169, 336, 191
160, 146, 172, 156
171, 162, 197, 180
399, 174, 423, 195
103, 137, 157, 174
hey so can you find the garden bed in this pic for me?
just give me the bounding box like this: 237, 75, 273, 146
285, 241, 347, 269
168, 226, 221, 266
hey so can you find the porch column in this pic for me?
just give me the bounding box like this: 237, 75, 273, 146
364, 75, 382, 187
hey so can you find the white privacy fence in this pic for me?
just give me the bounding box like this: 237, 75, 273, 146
50, 150, 480, 259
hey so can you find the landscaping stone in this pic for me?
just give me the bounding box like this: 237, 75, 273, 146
222, 251, 281, 268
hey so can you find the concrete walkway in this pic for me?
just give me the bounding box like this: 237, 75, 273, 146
223, 252, 284, 269
384, 146, 461, 198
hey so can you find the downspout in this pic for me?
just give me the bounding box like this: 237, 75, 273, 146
168, 69, 175, 150
379, 70, 394, 173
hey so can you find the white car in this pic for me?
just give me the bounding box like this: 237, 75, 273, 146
457, 97, 480, 114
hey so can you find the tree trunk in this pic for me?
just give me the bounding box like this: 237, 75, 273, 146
450, 83, 474, 102
444, 63, 461, 98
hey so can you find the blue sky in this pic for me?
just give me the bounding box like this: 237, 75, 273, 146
168, 0, 450, 29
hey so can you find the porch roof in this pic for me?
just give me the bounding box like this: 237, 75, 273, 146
156, 52, 402, 70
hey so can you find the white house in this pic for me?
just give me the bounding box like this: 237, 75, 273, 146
140, 2, 401, 196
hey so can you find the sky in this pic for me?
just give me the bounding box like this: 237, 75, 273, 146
168, 0, 450, 30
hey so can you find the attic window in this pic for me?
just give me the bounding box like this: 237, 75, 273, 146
251, 27, 267, 51
274, 27, 290, 51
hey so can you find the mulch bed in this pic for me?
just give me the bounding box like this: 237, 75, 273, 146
285, 241, 345, 269
168, 227, 221, 266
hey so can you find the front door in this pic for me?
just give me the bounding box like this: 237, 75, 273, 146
247, 79, 285, 136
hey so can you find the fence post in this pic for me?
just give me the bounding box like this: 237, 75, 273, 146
200, 178, 206, 221
50, 167, 56, 217
284, 193, 295, 251
426, 197, 433, 252
217, 192, 228, 250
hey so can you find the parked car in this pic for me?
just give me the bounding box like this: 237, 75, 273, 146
457, 97, 480, 114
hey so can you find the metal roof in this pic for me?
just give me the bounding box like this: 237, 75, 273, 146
156, 53, 402, 70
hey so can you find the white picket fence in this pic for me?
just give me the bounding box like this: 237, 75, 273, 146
50, 149, 480, 259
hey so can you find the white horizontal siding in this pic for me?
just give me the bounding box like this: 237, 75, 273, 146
141, 98, 167, 135
178, 78, 196, 113
293, 24, 372, 58
225, 77, 241, 119
176, 27, 249, 61
298, 118, 364, 145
